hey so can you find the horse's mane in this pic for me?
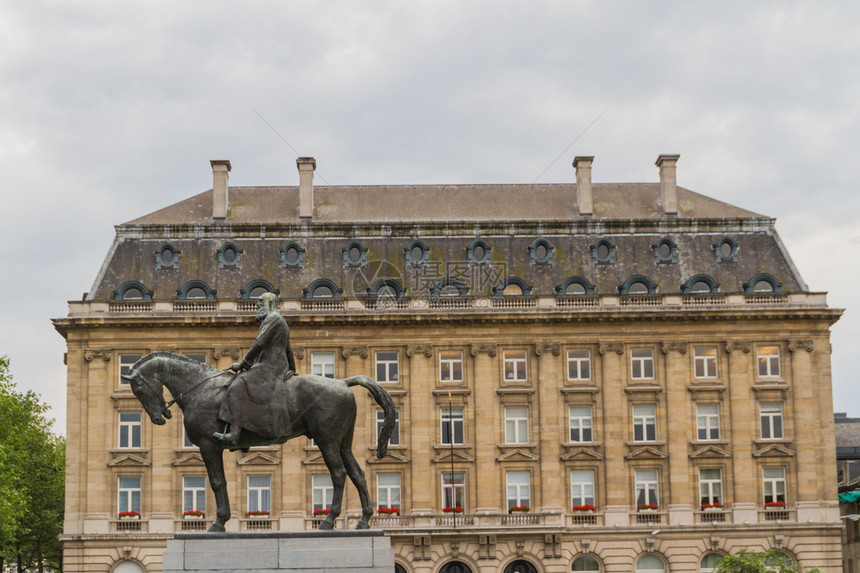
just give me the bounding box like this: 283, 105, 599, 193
135, 351, 221, 374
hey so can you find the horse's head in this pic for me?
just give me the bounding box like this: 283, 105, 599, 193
121, 358, 173, 425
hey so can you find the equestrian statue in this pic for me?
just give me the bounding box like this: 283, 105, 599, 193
122, 292, 396, 532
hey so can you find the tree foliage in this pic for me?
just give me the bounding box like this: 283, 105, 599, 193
0, 356, 65, 573
715, 549, 820, 573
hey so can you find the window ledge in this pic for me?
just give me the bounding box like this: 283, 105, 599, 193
367, 444, 407, 451
626, 441, 666, 447
624, 384, 663, 394
751, 382, 790, 392
433, 443, 473, 451
110, 448, 150, 454
563, 441, 601, 448
692, 440, 729, 446
561, 385, 599, 394
497, 442, 538, 449
496, 386, 536, 395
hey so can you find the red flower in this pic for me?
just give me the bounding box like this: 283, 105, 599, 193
700, 502, 723, 510
245, 510, 270, 517
378, 507, 401, 515
183, 509, 205, 517
765, 500, 786, 508
313, 508, 332, 516
638, 504, 659, 511
509, 505, 530, 513
442, 506, 464, 513
118, 510, 140, 518
572, 504, 596, 512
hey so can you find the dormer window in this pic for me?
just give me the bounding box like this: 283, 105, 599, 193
468, 240, 491, 263
714, 238, 738, 263
156, 244, 180, 269
280, 242, 306, 268
556, 276, 595, 296
743, 273, 782, 293
681, 275, 719, 294
619, 275, 656, 295
343, 242, 367, 267
218, 243, 242, 269
178, 280, 215, 300
529, 239, 554, 264
303, 279, 343, 299
493, 277, 532, 296
591, 239, 615, 264
652, 238, 678, 264
114, 281, 153, 300
405, 241, 429, 266
240, 280, 278, 299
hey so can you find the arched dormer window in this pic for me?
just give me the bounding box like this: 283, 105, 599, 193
302, 279, 343, 299
280, 242, 306, 268
240, 280, 279, 299
714, 237, 738, 263
114, 281, 153, 300
635, 554, 666, 573
652, 237, 678, 264
743, 273, 782, 293
343, 242, 367, 268
156, 243, 180, 269
218, 242, 242, 269
492, 277, 532, 296
528, 238, 554, 264
368, 279, 405, 298
467, 240, 491, 263
591, 239, 615, 264
405, 241, 429, 266
177, 280, 216, 300
430, 277, 469, 297
618, 275, 657, 295
556, 276, 595, 295
681, 274, 719, 294
572, 555, 602, 571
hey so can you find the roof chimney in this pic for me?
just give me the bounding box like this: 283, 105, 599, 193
210, 160, 232, 219
573, 156, 594, 216
656, 154, 680, 216
297, 157, 316, 219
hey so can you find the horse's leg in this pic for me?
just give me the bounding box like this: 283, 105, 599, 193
199, 440, 230, 532
317, 441, 347, 530
341, 445, 372, 529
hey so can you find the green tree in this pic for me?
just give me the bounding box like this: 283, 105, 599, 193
0, 356, 65, 573
715, 549, 820, 573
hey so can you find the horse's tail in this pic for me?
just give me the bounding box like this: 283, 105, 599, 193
346, 375, 396, 459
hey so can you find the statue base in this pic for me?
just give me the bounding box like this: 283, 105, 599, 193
163, 530, 394, 573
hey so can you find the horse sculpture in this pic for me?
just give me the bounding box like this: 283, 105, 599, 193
122, 352, 396, 532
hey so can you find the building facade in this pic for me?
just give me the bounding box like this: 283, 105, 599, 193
54, 155, 843, 573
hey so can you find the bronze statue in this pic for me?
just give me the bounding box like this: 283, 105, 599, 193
215, 292, 296, 445
121, 295, 395, 532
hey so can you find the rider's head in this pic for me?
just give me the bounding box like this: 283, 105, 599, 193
255, 292, 279, 320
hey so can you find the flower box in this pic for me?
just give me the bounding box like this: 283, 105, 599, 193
572, 504, 596, 513
637, 504, 660, 512
378, 507, 401, 515
701, 503, 723, 512
245, 510, 271, 518
118, 511, 140, 520
313, 508, 331, 517
183, 510, 205, 519
442, 506, 464, 513
765, 501, 787, 509
508, 505, 530, 514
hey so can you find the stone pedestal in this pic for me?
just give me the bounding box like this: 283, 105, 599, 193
163, 530, 394, 573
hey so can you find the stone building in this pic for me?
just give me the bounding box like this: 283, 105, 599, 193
54, 155, 843, 573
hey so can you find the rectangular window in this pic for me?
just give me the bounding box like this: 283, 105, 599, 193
440, 351, 463, 382
632, 404, 657, 442
375, 351, 399, 383
568, 406, 593, 443
441, 407, 464, 445
571, 470, 595, 506
118, 476, 141, 514
694, 347, 718, 378
631, 348, 654, 379
698, 468, 722, 506
504, 406, 529, 444
441, 472, 465, 510
183, 476, 206, 514
760, 403, 784, 440
182, 426, 194, 448
763, 467, 786, 504
118, 412, 142, 448
567, 349, 591, 381
312, 474, 333, 511
634, 469, 659, 507
311, 352, 335, 378
757, 346, 781, 378
185, 353, 207, 364
696, 403, 721, 441
376, 473, 401, 510
247, 475, 271, 512
503, 350, 528, 382
506, 471, 530, 510
119, 354, 141, 384
377, 409, 400, 446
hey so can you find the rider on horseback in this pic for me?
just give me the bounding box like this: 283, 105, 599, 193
214, 292, 296, 446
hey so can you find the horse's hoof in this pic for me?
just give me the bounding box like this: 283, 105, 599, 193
317, 520, 334, 530
355, 521, 369, 530
207, 523, 226, 533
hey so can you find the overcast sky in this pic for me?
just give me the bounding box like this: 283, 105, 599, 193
1, 2, 858, 433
